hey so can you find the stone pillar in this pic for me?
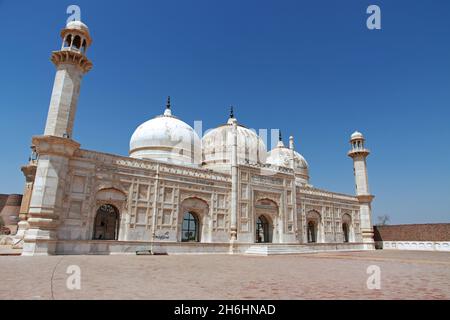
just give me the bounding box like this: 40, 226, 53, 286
230, 119, 238, 243
348, 131, 375, 247
12, 163, 37, 248
22, 136, 80, 256
289, 136, 300, 243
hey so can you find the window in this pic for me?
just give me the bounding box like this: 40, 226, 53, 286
64, 34, 72, 48
181, 212, 199, 242
72, 35, 81, 49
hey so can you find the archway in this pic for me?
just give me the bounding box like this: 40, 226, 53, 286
179, 197, 209, 242
256, 215, 272, 243
307, 221, 317, 243
181, 212, 200, 242
342, 213, 352, 243
93, 204, 119, 240
306, 210, 321, 243
342, 223, 349, 243
254, 198, 278, 243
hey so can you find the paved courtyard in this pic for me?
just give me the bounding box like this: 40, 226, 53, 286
0, 250, 449, 300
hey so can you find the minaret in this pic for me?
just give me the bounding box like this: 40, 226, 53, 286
44, 20, 92, 138
22, 19, 92, 256
348, 131, 375, 247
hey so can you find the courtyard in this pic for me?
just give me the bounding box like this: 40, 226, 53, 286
0, 250, 449, 300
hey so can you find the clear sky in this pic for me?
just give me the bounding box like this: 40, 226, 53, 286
0, 0, 449, 224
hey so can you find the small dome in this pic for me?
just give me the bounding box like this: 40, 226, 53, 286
266, 140, 309, 185
202, 116, 267, 173
130, 101, 201, 166
351, 131, 364, 140
66, 20, 89, 32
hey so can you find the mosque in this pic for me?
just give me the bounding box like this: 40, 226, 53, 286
15, 18, 375, 256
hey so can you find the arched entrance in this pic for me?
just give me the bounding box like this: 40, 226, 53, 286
181, 212, 200, 242
93, 204, 119, 240
342, 213, 352, 243
306, 210, 321, 243
256, 215, 272, 243
342, 223, 350, 242
254, 198, 278, 243
179, 197, 209, 242
307, 221, 317, 243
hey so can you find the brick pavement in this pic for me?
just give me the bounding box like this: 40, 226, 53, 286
0, 250, 449, 300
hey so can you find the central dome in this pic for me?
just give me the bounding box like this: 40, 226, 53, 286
266, 137, 309, 185
129, 98, 201, 166
202, 113, 267, 173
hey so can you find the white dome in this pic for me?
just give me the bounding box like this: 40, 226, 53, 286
266, 140, 309, 185
351, 131, 364, 140
202, 117, 267, 173
66, 20, 89, 32
129, 105, 201, 166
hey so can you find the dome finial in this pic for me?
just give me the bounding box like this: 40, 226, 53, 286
277, 129, 285, 148
163, 96, 172, 116
230, 105, 234, 119
166, 96, 171, 110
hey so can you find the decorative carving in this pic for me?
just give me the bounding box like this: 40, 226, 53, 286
251, 175, 284, 186
254, 191, 281, 208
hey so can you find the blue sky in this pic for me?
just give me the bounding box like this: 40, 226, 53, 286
0, 0, 449, 224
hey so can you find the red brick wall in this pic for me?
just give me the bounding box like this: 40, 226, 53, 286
374, 224, 450, 242
0, 194, 8, 213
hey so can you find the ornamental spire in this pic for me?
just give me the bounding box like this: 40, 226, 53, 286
277, 129, 284, 147
163, 96, 172, 116
230, 105, 234, 119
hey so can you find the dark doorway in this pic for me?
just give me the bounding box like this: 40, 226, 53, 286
307, 221, 317, 243
256, 216, 271, 243
343, 223, 350, 243
93, 204, 119, 240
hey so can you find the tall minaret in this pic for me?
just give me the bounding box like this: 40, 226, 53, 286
22, 19, 92, 256
44, 20, 92, 138
348, 131, 375, 247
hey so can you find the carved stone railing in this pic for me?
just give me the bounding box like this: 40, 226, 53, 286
76, 149, 231, 183
241, 161, 294, 175
298, 186, 358, 202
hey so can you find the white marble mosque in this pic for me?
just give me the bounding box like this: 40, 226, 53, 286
15, 18, 375, 256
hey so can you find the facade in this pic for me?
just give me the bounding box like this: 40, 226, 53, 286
15, 19, 375, 256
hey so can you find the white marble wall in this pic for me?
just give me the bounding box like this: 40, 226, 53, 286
381, 241, 450, 252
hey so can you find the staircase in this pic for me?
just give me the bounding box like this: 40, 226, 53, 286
245, 244, 316, 256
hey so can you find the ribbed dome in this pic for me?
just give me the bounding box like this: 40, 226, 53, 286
266, 140, 309, 185
202, 116, 267, 173
129, 101, 201, 166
